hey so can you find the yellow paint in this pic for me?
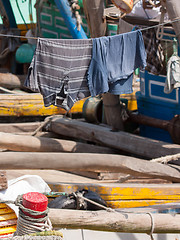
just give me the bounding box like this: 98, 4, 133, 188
0, 93, 66, 116
48, 183, 180, 208
0, 205, 17, 236
0, 204, 8, 209
0, 93, 88, 117
17, 23, 35, 40
0, 207, 14, 215
0, 225, 16, 235
0, 213, 17, 221
106, 200, 180, 209
121, 92, 138, 111
69, 98, 87, 114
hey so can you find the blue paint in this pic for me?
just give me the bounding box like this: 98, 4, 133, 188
140, 70, 180, 103
136, 71, 180, 143
54, 0, 87, 39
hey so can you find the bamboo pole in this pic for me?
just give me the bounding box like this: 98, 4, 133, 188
1, 152, 180, 182
49, 208, 180, 233
0, 132, 116, 154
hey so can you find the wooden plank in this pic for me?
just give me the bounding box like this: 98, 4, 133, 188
48, 183, 180, 201
0, 122, 42, 133
48, 116, 180, 159
0, 132, 117, 154
0, 225, 16, 235
0, 213, 17, 221
0, 208, 14, 215
83, 0, 106, 38
67, 171, 130, 180
106, 200, 180, 209
1, 152, 180, 182
0, 219, 17, 227
0, 93, 65, 117
49, 208, 180, 233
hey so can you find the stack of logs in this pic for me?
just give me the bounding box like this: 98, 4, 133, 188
1, 116, 180, 234
1, 115, 180, 183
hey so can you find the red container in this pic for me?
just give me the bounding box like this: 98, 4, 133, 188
22, 192, 48, 219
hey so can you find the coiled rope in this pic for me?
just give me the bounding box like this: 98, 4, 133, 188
3, 195, 53, 236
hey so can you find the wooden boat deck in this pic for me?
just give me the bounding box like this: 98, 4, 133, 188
6, 170, 180, 209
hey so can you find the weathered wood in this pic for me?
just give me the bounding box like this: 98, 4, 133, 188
83, 0, 106, 38
49, 182, 180, 201
83, 0, 124, 130
0, 73, 21, 89
48, 182, 180, 208
0, 93, 65, 117
102, 93, 124, 130
48, 116, 180, 159
1, 152, 180, 182
0, 132, 116, 154
0, 122, 42, 133
49, 208, 180, 233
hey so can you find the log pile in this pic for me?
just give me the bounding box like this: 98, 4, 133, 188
0, 115, 180, 183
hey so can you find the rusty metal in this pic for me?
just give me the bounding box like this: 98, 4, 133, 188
128, 113, 180, 144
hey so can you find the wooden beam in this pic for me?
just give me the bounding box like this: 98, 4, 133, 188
0, 73, 21, 89
0, 132, 116, 154
0, 122, 42, 133
49, 208, 180, 233
82, 0, 106, 38
83, 0, 124, 130
102, 93, 124, 130
1, 152, 180, 182
48, 116, 180, 159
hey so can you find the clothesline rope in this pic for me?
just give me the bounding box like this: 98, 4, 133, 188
0, 17, 180, 41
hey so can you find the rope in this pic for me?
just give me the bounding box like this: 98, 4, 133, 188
8, 236, 62, 240
151, 153, 180, 164
5, 195, 53, 236
31, 116, 55, 136
15, 214, 52, 236
6, 230, 63, 240
146, 212, 155, 240
72, 192, 115, 212
0, 17, 179, 40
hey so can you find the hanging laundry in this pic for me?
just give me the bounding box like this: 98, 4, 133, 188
164, 55, 180, 93
87, 30, 147, 96
25, 38, 92, 110
142, 28, 165, 75
164, 39, 180, 94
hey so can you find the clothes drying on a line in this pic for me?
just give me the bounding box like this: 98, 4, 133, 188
25, 38, 93, 110
25, 30, 147, 110
87, 30, 147, 97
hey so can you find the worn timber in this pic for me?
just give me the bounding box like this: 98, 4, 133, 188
48, 116, 180, 159
1, 152, 180, 182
